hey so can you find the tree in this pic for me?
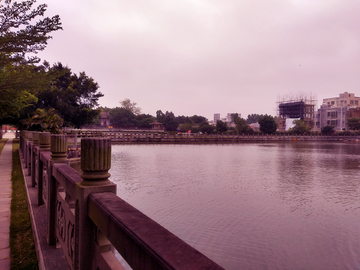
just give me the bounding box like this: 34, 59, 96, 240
190, 115, 207, 124
347, 118, 360, 130
290, 119, 311, 135
36, 63, 103, 128
120, 98, 141, 115
109, 107, 137, 128
258, 115, 277, 134
26, 108, 63, 133
176, 115, 193, 125
136, 114, 154, 129
0, 0, 62, 64
246, 114, 264, 124
0, 0, 62, 124
321, 125, 335, 135
234, 116, 253, 134
156, 110, 178, 131
216, 120, 227, 133
178, 123, 192, 132
199, 121, 215, 134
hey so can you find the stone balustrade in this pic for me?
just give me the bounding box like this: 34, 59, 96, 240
19, 131, 224, 270
62, 129, 360, 144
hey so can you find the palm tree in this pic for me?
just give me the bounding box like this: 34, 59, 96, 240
26, 108, 63, 133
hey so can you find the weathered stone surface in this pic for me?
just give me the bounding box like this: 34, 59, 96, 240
81, 138, 111, 182
50, 135, 68, 161
32, 132, 40, 145
39, 132, 51, 149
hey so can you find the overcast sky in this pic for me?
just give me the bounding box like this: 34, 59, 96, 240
37, 0, 360, 121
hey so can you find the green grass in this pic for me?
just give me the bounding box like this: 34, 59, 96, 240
10, 139, 38, 270
0, 138, 8, 154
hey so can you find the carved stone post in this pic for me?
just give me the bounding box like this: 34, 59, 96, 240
47, 134, 69, 245
37, 132, 51, 206
31, 132, 40, 187
75, 138, 116, 269
27, 131, 33, 175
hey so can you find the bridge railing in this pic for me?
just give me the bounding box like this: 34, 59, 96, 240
20, 131, 224, 270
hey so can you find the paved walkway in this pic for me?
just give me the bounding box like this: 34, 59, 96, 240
0, 132, 15, 269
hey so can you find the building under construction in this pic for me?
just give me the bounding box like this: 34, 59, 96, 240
277, 94, 317, 130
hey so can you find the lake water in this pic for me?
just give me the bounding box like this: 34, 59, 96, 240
109, 142, 360, 270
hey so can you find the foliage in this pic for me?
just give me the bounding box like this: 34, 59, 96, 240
347, 118, 360, 130
0, 58, 53, 125
10, 140, 38, 269
178, 122, 192, 132
176, 115, 207, 126
119, 98, 141, 115
321, 125, 335, 135
190, 115, 207, 124
26, 108, 63, 133
136, 113, 154, 129
109, 107, 137, 128
191, 126, 200, 133
216, 120, 228, 133
290, 119, 311, 135
258, 115, 277, 134
0, 0, 62, 124
36, 63, 103, 128
199, 121, 215, 134
0, 0, 62, 64
156, 110, 178, 131
232, 114, 253, 134
176, 115, 193, 125
246, 114, 265, 124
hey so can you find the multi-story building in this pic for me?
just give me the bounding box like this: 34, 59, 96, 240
214, 113, 220, 123
316, 92, 360, 131
316, 105, 347, 130
323, 92, 360, 108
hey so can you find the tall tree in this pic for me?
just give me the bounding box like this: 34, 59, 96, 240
36, 63, 103, 128
156, 110, 178, 131
246, 114, 264, 124
216, 120, 228, 133
0, 0, 62, 64
189, 115, 207, 124
258, 115, 277, 134
109, 107, 138, 128
120, 98, 141, 115
234, 117, 253, 134
0, 0, 62, 126
199, 121, 215, 134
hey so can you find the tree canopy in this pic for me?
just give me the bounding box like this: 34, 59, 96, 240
258, 115, 277, 134
290, 119, 311, 135
156, 110, 178, 131
0, 0, 62, 125
246, 114, 264, 124
216, 120, 228, 133
0, 0, 62, 64
321, 125, 335, 135
119, 98, 141, 115
233, 114, 253, 134
347, 118, 360, 130
35, 63, 103, 128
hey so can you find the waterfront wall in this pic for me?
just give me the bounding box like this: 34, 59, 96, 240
64, 130, 360, 144
20, 131, 224, 270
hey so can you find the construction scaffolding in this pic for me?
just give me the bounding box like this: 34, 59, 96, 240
277, 93, 317, 120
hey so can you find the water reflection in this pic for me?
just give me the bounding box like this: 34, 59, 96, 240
110, 142, 360, 270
